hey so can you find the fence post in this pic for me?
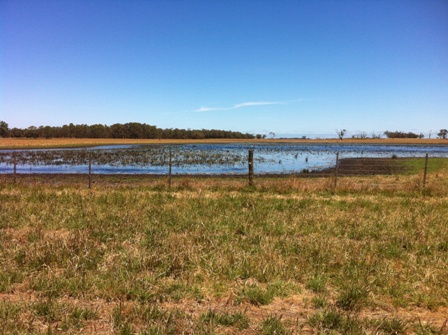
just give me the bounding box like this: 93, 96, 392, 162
13, 156, 17, 184
168, 147, 172, 189
248, 149, 254, 187
88, 153, 92, 188
423, 153, 428, 189
333, 152, 339, 189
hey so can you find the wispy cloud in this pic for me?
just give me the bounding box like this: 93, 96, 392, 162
195, 106, 228, 112
195, 100, 290, 113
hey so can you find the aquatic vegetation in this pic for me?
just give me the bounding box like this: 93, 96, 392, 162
0, 143, 446, 175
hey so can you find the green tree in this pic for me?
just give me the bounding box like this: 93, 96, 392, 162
384, 130, 419, 139
0, 121, 9, 137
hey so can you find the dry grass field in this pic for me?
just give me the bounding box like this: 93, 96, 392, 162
1, 138, 447, 334
1, 137, 447, 149
1, 168, 448, 334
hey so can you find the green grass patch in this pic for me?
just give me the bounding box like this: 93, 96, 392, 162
261, 315, 290, 335
402, 157, 448, 174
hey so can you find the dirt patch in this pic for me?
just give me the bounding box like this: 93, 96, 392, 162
338, 157, 407, 175
310, 157, 407, 177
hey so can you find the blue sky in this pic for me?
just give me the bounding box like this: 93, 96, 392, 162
1, 0, 447, 138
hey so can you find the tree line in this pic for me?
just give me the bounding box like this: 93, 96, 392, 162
0, 121, 258, 140
1, 121, 447, 140
338, 129, 448, 140
384, 129, 447, 139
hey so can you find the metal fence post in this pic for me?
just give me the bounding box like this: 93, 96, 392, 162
423, 153, 428, 189
333, 152, 339, 189
248, 149, 254, 187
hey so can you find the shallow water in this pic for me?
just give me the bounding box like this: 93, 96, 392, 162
1, 143, 447, 175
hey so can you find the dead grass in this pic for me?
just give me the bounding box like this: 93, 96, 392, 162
1, 137, 447, 149
1, 170, 448, 334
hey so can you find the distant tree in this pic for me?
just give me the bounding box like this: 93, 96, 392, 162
428, 130, 433, 139
10, 127, 23, 137
269, 132, 275, 139
336, 129, 346, 140
110, 123, 126, 138
371, 132, 381, 139
384, 130, 419, 139
352, 132, 367, 139
190, 130, 205, 139
25, 126, 39, 138
438, 129, 448, 139
90, 124, 110, 138
0, 121, 9, 137
39, 125, 54, 138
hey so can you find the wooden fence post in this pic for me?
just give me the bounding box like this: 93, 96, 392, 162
248, 149, 254, 187
88, 153, 92, 188
13, 156, 17, 184
168, 147, 172, 189
423, 153, 428, 189
333, 152, 339, 189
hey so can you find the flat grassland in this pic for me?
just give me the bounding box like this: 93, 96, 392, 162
1, 139, 448, 334
1, 137, 448, 149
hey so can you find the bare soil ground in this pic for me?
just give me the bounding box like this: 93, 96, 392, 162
318, 157, 407, 176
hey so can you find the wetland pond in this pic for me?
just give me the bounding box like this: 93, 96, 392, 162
1, 143, 448, 175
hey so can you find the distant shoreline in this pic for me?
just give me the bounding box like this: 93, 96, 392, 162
1, 137, 447, 149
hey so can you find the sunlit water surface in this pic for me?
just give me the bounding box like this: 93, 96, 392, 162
1, 143, 447, 175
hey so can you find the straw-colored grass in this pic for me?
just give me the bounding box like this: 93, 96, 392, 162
1, 168, 447, 334
1, 137, 447, 149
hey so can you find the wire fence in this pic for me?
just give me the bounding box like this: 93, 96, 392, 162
256, 152, 448, 192
0, 148, 447, 192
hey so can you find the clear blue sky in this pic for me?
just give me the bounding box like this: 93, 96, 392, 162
1, 0, 447, 138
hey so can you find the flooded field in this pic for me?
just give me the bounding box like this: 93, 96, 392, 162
1, 143, 447, 175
